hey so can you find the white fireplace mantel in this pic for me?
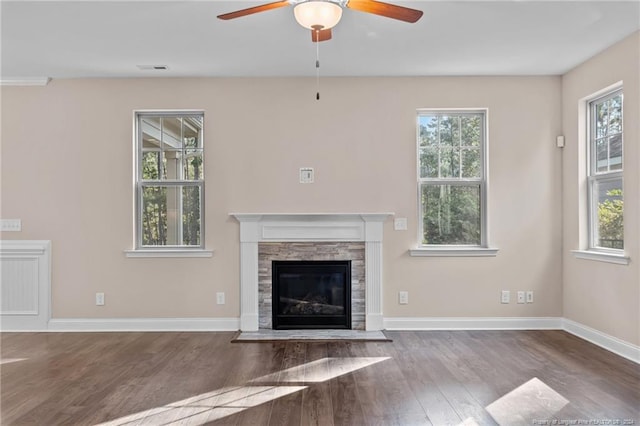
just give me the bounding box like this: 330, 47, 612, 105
231, 213, 393, 331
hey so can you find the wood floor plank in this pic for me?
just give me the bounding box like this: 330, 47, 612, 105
299, 343, 334, 426
215, 342, 288, 426
267, 342, 306, 426
326, 342, 367, 426
393, 332, 464, 425
349, 341, 430, 425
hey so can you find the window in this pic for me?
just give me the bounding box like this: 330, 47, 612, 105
417, 110, 487, 247
588, 90, 623, 251
135, 112, 204, 250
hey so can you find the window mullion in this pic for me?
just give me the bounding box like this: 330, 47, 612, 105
178, 119, 185, 245
606, 99, 611, 172
437, 116, 441, 179
458, 116, 462, 178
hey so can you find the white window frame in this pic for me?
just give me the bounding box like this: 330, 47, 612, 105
572, 85, 628, 265
588, 90, 624, 253
411, 108, 497, 257
125, 110, 212, 258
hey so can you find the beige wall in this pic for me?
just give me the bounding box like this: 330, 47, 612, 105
1, 75, 563, 320
562, 32, 640, 346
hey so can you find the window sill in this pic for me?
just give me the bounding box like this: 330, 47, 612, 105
124, 249, 214, 258
571, 250, 629, 265
409, 247, 499, 257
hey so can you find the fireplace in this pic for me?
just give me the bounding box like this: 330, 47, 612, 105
231, 213, 391, 331
272, 260, 351, 329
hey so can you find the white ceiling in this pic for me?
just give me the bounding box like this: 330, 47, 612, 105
1, 0, 639, 79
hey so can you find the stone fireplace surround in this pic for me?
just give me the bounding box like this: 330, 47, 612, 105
260, 242, 365, 330
231, 213, 391, 331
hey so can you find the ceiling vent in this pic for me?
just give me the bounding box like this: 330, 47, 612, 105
137, 65, 169, 71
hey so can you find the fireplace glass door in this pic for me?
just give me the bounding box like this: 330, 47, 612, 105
272, 260, 351, 329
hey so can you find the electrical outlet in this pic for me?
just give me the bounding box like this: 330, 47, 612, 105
0, 219, 21, 232
501, 290, 510, 304
399, 291, 409, 305
95, 292, 105, 306
517, 291, 525, 304
526, 291, 534, 303
216, 292, 225, 305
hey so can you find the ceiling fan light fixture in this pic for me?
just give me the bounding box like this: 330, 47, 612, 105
294, 1, 343, 30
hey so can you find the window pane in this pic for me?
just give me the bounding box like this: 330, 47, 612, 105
141, 117, 162, 149
595, 138, 608, 173
183, 117, 202, 148
182, 186, 201, 246
422, 184, 481, 245
461, 148, 481, 178
184, 150, 204, 180
141, 185, 167, 246
608, 95, 622, 134
161, 117, 183, 150
419, 116, 438, 147
439, 116, 459, 147
595, 102, 608, 139
461, 116, 481, 147
439, 148, 460, 178
164, 186, 182, 245
593, 178, 623, 249
609, 134, 622, 171
141, 151, 160, 180
419, 147, 438, 178
141, 185, 201, 247
162, 151, 182, 180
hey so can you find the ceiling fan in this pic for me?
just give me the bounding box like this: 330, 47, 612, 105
217, 0, 423, 42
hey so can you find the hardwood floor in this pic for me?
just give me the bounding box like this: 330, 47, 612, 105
1, 330, 638, 425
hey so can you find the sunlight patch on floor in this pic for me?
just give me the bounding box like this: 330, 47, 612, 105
96, 386, 307, 426
0, 358, 27, 365
485, 377, 569, 425
251, 356, 390, 383
95, 356, 390, 426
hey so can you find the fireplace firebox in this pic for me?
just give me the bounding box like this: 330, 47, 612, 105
272, 260, 351, 329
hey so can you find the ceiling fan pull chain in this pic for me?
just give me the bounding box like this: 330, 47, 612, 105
316, 30, 320, 100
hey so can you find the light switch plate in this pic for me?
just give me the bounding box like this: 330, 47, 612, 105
1, 219, 21, 232
299, 168, 314, 183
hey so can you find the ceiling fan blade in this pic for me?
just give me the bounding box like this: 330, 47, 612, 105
217, 0, 290, 20
311, 28, 332, 42
346, 0, 423, 23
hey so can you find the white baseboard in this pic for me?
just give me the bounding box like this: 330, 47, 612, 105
383, 316, 563, 330
46, 317, 239, 332
562, 318, 640, 364
382, 316, 639, 364
5, 316, 639, 364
